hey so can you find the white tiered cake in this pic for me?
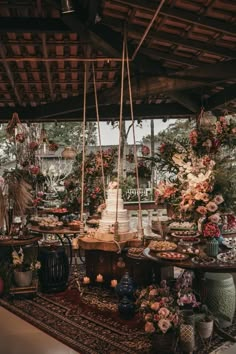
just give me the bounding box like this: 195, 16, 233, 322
95, 187, 136, 242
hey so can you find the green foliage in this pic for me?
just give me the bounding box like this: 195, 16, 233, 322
44, 122, 97, 147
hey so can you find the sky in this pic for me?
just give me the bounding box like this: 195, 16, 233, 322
99, 119, 175, 145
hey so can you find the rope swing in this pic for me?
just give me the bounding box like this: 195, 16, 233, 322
80, 62, 87, 237
125, 41, 144, 239
92, 62, 106, 203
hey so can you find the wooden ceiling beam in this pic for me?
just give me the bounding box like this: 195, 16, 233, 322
0, 41, 21, 105
140, 47, 198, 68
206, 83, 236, 110
168, 92, 200, 113
102, 75, 206, 103
172, 59, 236, 80
115, 0, 236, 36
0, 103, 193, 122
0, 17, 69, 32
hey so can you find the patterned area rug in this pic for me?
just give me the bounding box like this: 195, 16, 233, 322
0, 288, 151, 354
0, 285, 236, 354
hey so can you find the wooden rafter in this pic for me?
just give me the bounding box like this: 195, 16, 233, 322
206, 84, 236, 110
103, 18, 236, 59
114, 0, 236, 36
0, 41, 21, 105
0, 103, 193, 122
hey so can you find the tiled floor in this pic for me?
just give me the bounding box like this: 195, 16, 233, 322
1, 305, 236, 354
0, 306, 78, 354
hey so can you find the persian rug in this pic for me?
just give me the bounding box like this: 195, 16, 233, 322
0, 288, 151, 354
0, 284, 236, 353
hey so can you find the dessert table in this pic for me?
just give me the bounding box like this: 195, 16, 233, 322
143, 247, 236, 273
0, 235, 42, 247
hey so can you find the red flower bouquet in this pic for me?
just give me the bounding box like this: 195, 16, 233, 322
202, 222, 221, 238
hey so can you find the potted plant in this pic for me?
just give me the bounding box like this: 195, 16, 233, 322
11, 247, 41, 287
174, 271, 201, 310
136, 281, 179, 353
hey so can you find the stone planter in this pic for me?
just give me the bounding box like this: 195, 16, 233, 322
14, 270, 33, 287
197, 319, 214, 339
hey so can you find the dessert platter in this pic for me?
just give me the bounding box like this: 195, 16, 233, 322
222, 238, 236, 249
191, 256, 216, 265
217, 250, 236, 263
179, 246, 200, 256
128, 247, 146, 259
38, 216, 64, 230
178, 237, 201, 246
149, 240, 177, 252
156, 252, 189, 261
169, 221, 197, 231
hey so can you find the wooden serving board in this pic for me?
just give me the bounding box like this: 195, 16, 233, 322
79, 237, 129, 252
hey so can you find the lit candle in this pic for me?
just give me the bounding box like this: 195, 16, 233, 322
83, 276, 90, 284
110, 279, 118, 288
72, 237, 79, 250
96, 274, 103, 282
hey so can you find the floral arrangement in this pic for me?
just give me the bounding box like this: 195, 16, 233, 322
202, 221, 221, 238
62, 148, 117, 213
174, 271, 200, 308
12, 247, 41, 272
189, 114, 236, 156
152, 114, 236, 221
136, 281, 179, 335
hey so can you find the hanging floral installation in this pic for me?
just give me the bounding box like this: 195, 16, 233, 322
62, 148, 117, 213
152, 114, 236, 223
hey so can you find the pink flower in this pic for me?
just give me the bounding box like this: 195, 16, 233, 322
232, 127, 236, 134
189, 130, 198, 146
158, 319, 171, 334
202, 139, 212, 149
196, 206, 208, 215
203, 222, 221, 238
214, 195, 224, 205
145, 321, 155, 333
208, 213, 221, 224
206, 201, 218, 212
144, 314, 152, 322
149, 289, 158, 296
151, 302, 160, 311
159, 307, 170, 318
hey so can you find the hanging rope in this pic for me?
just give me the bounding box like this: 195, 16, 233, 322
125, 41, 143, 239
114, 26, 126, 242
92, 62, 106, 203
80, 62, 87, 236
